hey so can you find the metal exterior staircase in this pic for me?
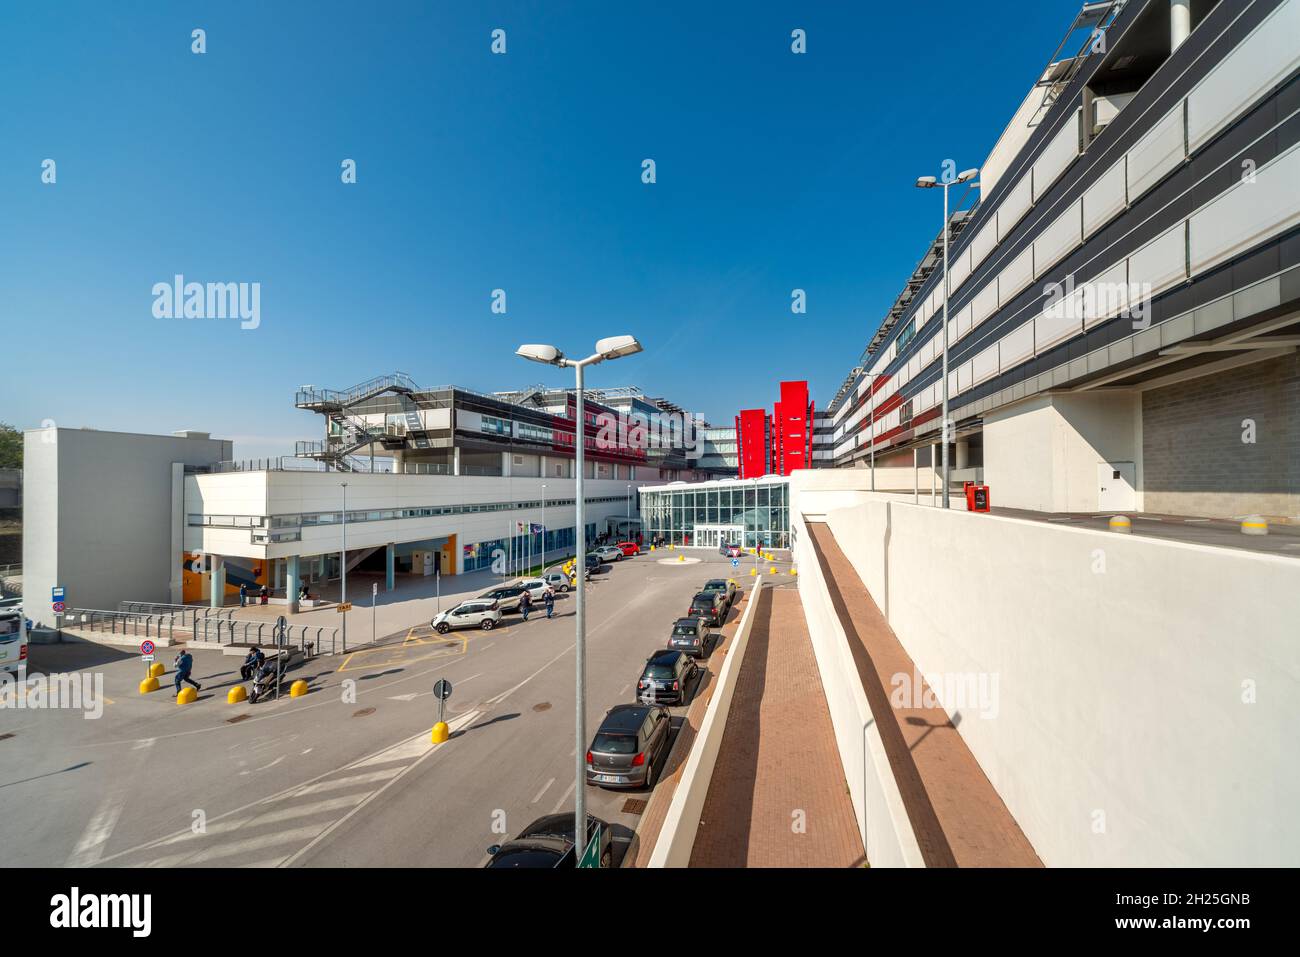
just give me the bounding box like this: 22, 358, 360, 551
294, 372, 421, 470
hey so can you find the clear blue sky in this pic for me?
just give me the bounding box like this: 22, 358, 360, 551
0, 1, 1079, 458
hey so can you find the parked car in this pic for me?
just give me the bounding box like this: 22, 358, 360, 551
687, 590, 727, 626
721, 542, 743, 558
584, 553, 606, 574
586, 704, 673, 789
616, 541, 640, 557
701, 578, 740, 611
638, 649, 699, 705
480, 585, 528, 613
542, 571, 573, 593
517, 578, 552, 599
594, 545, 624, 563
485, 813, 613, 868
432, 599, 501, 634
667, 617, 713, 658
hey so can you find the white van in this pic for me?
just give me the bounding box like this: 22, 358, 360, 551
0, 607, 27, 679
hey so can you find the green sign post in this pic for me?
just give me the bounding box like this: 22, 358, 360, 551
577, 824, 602, 868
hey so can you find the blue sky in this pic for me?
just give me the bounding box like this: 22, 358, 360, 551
0, 1, 1078, 458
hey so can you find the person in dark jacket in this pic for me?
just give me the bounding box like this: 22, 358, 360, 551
519, 589, 533, 621
543, 588, 555, 619
259, 584, 269, 605
240, 646, 265, 681
239, 583, 248, 607
173, 650, 201, 695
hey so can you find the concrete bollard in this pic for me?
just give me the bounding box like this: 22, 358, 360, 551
227, 685, 248, 703
431, 721, 450, 744
139, 676, 160, 694
1240, 515, 1269, 536
177, 687, 198, 705
1108, 515, 1132, 534
290, 680, 309, 697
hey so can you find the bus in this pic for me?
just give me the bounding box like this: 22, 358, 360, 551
0, 604, 27, 680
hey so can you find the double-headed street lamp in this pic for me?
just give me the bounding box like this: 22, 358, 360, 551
916, 165, 978, 509
516, 334, 644, 854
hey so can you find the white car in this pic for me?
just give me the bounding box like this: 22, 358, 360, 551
518, 578, 552, 598
0, 608, 27, 679
594, 545, 624, 563
542, 572, 572, 593
432, 599, 502, 634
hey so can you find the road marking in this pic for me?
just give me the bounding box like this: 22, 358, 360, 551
67, 738, 156, 867
550, 780, 577, 815
290, 768, 404, 797
531, 777, 555, 804
619, 683, 630, 696
388, 693, 419, 702
484, 643, 575, 708
278, 708, 482, 867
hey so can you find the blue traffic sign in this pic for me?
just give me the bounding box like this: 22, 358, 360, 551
731, 558, 739, 568
52, 586, 65, 601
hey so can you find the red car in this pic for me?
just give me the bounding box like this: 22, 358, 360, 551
723, 544, 742, 558
616, 541, 640, 557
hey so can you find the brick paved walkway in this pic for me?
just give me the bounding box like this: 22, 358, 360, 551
689, 586, 866, 867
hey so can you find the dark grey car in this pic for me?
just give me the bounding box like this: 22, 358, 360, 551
667, 617, 713, 658
585, 704, 672, 789
485, 813, 613, 868
637, 649, 699, 705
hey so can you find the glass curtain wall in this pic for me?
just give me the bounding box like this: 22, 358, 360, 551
639, 481, 789, 548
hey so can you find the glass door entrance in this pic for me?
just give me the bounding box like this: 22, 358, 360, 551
691, 524, 745, 549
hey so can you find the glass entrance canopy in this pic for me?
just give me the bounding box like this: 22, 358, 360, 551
638, 477, 790, 549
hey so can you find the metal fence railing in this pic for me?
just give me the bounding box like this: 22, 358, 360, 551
117, 602, 233, 630
63, 608, 179, 642
189, 616, 342, 657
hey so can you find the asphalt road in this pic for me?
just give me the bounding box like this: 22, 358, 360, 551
0, 549, 775, 867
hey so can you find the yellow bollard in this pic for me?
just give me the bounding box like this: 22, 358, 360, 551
177, 686, 198, 705
677, 554, 684, 562
1108, 515, 1132, 534
139, 676, 160, 694
431, 721, 450, 744
149, 661, 165, 678
227, 685, 248, 703
290, 680, 309, 697
1241, 515, 1269, 536
768, 566, 777, 574
749, 568, 757, 576
790, 567, 798, 577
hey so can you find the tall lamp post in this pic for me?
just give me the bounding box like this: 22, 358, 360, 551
626, 483, 632, 537
916, 165, 978, 509
340, 481, 348, 651
541, 483, 547, 571
516, 335, 644, 855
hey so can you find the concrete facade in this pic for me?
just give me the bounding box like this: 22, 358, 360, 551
983, 392, 1142, 513
23, 428, 232, 626
1142, 353, 1300, 521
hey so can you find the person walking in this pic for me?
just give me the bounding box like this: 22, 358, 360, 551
239, 583, 247, 607
519, 589, 533, 622
543, 587, 555, 620
173, 649, 201, 696
259, 583, 269, 606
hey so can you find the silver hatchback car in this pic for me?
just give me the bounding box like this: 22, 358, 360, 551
585, 704, 672, 789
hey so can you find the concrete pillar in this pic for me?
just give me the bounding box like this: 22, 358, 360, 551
956, 439, 970, 470
386, 544, 396, 591
931, 442, 938, 506
501, 451, 511, 477
392, 450, 404, 474
539, 454, 548, 478
1171, 0, 1191, 53
453, 446, 461, 476
210, 556, 226, 608
287, 554, 301, 613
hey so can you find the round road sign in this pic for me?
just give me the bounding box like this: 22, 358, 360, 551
140, 640, 156, 656
433, 678, 453, 701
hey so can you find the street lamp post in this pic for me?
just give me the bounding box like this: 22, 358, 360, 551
516, 335, 644, 857
340, 481, 348, 652
541, 483, 547, 571
916, 165, 978, 509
